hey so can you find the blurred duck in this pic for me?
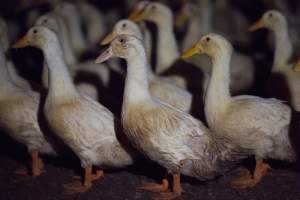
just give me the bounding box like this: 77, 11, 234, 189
176, 0, 254, 94
0, 18, 31, 90
55, 2, 88, 56
129, 2, 193, 91
1, 43, 56, 178
249, 10, 300, 111
76, 1, 106, 47
101, 19, 192, 112
13, 26, 135, 194
95, 34, 249, 199
181, 34, 296, 188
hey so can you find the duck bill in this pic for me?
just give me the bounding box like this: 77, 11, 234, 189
128, 8, 142, 20
94, 46, 114, 64
181, 46, 201, 59
12, 36, 29, 48
248, 20, 264, 32
128, 9, 145, 22
293, 59, 300, 72
100, 31, 117, 45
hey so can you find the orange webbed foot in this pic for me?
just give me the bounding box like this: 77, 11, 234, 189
138, 178, 169, 193
63, 180, 91, 195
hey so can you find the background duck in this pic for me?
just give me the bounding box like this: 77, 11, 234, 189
182, 33, 297, 189
1, 42, 56, 178
13, 26, 136, 194
249, 10, 300, 111
101, 19, 192, 113
176, 0, 255, 94
95, 34, 250, 199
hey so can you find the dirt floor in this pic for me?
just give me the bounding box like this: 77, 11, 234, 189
0, 135, 299, 200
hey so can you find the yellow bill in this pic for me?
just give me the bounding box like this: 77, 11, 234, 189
12, 36, 29, 48
248, 19, 265, 32
293, 58, 300, 72
128, 8, 141, 20
128, 9, 145, 22
181, 45, 201, 59
100, 31, 117, 45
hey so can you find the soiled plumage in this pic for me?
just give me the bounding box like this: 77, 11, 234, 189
95, 35, 249, 191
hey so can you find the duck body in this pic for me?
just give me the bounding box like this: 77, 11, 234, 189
96, 35, 249, 188
182, 34, 296, 188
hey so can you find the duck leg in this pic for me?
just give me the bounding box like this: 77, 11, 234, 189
231, 160, 271, 189
138, 178, 169, 193
31, 151, 44, 176
64, 166, 93, 194
155, 173, 182, 200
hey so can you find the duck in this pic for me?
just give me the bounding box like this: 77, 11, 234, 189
176, 0, 255, 94
13, 26, 136, 194
76, 1, 106, 47
0, 18, 31, 90
101, 19, 192, 113
95, 34, 250, 199
129, 2, 190, 90
181, 33, 297, 189
1, 42, 56, 178
54, 2, 88, 57
249, 10, 300, 111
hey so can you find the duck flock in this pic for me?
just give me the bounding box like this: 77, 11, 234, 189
0, 0, 300, 199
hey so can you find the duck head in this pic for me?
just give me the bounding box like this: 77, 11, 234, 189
249, 10, 287, 32
129, 2, 172, 24
35, 13, 60, 33
12, 26, 58, 50
181, 33, 233, 60
96, 34, 144, 63
101, 19, 142, 45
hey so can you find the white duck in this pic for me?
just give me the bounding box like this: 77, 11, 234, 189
249, 10, 300, 111
2, 42, 56, 177
101, 19, 192, 113
95, 34, 249, 199
13, 26, 135, 193
177, 0, 254, 94
182, 33, 296, 188
54, 2, 88, 56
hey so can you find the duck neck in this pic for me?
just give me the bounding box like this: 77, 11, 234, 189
123, 49, 152, 107
155, 16, 179, 74
58, 17, 78, 66
273, 24, 293, 72
67, 13, 87, 54
205, 52, 232, 128
183, 0, 212, 50
42, 41, 79, 102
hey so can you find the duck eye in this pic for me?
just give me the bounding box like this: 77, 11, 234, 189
119, 39, 125, 43
268, 13, 273, 18
206, 37, 211, 42
122, 23, 127, 28
43, 19, 48, 23
33, 29, 37, 34
151, 5, 156, 10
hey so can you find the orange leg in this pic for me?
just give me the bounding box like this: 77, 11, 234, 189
155, 174, 182, 200
64, 166, 100, 195
231, 160, 271, 189
31, 151, 43, 177
138, 178, 169, 193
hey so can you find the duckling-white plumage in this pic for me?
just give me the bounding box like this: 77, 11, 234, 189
249, 10, 300, 111
14, 26, 135, 193
95, 34, 249, 199
182, 33, 296, 189
101, 19, 192, 113
1, 42, 56, 177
